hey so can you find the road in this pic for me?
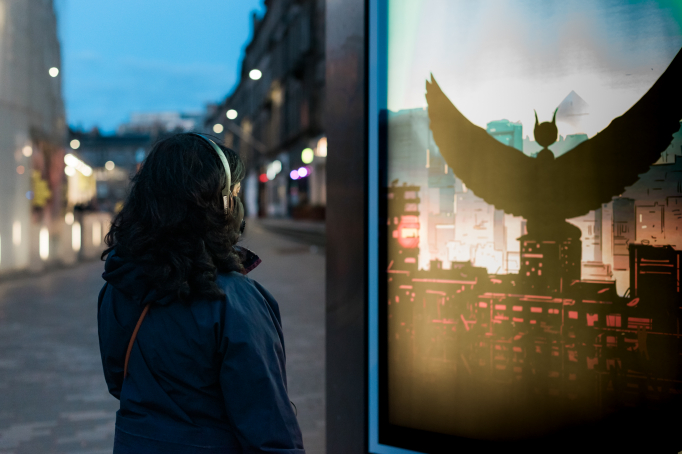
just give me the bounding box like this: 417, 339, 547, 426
0, 222, 325, 454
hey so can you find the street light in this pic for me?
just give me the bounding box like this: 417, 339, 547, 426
70, 139, 80, 150
249, 69, 262, 80
226, 109, 238, 120
22, 146, 33, 157
105, 161, 115, 171
213, 124, 224, 134
49, 67, 59, 77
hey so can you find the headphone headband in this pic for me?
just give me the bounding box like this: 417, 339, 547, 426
190, 133, 232, 197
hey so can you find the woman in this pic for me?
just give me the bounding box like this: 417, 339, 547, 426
98, 133, 304, 453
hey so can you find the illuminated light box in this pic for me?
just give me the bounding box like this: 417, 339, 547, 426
367, 0, 682, 452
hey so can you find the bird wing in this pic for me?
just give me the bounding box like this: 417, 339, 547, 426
551, 47, 682, 220
426, 75, 536, 218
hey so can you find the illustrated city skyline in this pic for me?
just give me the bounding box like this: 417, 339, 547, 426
383, 101, 682, 438
386, 94, 682, 296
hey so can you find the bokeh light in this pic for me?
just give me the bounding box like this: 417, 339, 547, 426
249, 69, 262, 80
301, 147, 314, 164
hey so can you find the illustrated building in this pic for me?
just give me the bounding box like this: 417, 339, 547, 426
387, 183, 421, 272
486, 119, 522, 151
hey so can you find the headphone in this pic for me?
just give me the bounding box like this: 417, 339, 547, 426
189, 133, 233, 214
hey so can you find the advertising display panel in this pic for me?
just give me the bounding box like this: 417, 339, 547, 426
368, 1, 682, 452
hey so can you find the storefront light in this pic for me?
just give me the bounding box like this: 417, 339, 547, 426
301, 148, 314, 164
64, 154, 93, 177
265, 160, 282, 181
298, 167, 309, 178
213, 124, 224, 133
39, 227, 49, 260
70, 139, 80, 150
65, 213, 74, 225
316, 137, 327, 157
105, 161, 115, 171
12, 222, 21, 246
64, 166, 76, 176
22, 146, 33, 157
290, 170, 299, 180
72, 222, 81, 252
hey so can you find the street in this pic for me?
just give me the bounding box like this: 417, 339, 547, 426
0, 222, 325, 454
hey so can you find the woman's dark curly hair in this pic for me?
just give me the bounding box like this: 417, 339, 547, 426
102, 133, 245, 302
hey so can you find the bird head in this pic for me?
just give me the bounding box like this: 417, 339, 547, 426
534, 109, 558, 148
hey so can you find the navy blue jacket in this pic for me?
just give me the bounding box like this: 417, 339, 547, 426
98, 251, 304, 453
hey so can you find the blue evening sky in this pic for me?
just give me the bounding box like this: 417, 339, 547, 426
56, 0, 265, 133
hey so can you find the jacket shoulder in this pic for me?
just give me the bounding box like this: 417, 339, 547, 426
215, 272, 281, 321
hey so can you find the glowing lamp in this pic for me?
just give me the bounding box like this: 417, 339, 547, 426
301, 148, 314, 164
249, 69, 262, 80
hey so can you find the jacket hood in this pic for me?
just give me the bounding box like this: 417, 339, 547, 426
102, 250, 176, 307
102, 246, 262, 307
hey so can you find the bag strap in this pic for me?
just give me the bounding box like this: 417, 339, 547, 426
124, 303, 151, 379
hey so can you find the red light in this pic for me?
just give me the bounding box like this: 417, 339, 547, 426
259, 173, 268, 183
397, 215, 419, 249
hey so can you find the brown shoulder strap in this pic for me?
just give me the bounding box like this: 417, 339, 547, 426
124, 303, 151, 379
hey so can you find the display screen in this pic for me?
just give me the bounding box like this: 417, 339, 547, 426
369, 1, 682, 452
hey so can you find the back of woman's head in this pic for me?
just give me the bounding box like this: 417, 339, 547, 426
103, 133, 246, 302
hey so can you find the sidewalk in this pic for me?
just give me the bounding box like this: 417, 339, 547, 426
0, 225, 325, 454
240, 221, 326, 453
255, 217, 326, 248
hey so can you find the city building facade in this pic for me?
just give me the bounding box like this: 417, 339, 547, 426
0, 0, 67, 273
205, 0, 326, 219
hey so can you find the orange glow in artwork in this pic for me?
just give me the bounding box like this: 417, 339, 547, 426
397, 215, 419, 249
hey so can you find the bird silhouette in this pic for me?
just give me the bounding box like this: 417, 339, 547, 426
426, 48, 682, 239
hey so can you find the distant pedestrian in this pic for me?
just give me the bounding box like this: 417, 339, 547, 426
98, 133, 304, 453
